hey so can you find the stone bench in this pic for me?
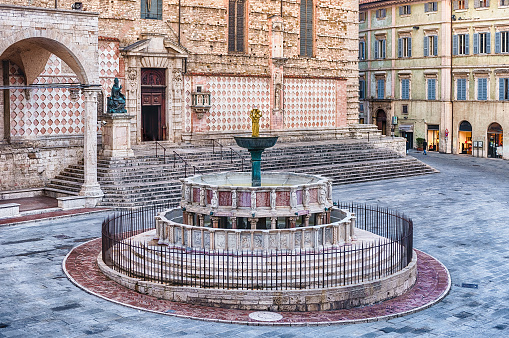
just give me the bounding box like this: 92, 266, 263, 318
0, 203, 20, 219
57, 196, 88, 210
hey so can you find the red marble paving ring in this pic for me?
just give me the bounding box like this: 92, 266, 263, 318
63, 238, 450, 326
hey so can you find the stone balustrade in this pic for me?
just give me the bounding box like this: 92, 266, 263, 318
155, 208, 355, 252
180, 172, 333, 218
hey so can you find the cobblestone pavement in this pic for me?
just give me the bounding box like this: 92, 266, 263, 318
1, 151, 508, 337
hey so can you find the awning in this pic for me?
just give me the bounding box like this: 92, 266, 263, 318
399, 124, 414, 132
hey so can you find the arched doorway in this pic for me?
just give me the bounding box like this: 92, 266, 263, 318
458, 120, 472, 154
487, 122, 503, 158
0, 8, 102, 200
376, 109, 387, 135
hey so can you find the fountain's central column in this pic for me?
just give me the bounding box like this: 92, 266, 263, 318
234, 108, 278, 187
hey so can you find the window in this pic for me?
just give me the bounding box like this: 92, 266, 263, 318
359, 11, 366, 22
399, 5, 411, 15
141, 0, 162, 20
424, 35, 438, 56
457, 78, 467, 100
454, 0, 468, 9
377, 79, 385, 99
402, 104, 409, 114
427, 78, 437, 100
495, 31, 509, 53
425, 2, 438, 12
359, 79, 366, 99
502, 0, 509, 6
474, 32, 491, 54
300, 0, 314, 57
475, 0, 490, 8
401, 79, 410, 100
359, 103, 364, 113
477, 78, 488, 100
398, 37, 412, 58
453, 34, 470, 55
499, 78, 509, 100
228, 0, 245, 52
376, 8, 387, 19
374, 38, 386, 59
359, 40, 366, 60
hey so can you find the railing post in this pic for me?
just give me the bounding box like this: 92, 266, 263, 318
163, 148, 166, 164
155, 142, 158, 158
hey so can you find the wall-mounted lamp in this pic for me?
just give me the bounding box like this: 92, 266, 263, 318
451, 15, 457, 21
413, 26, 419, 30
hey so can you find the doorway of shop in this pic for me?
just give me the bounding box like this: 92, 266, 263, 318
458, 120, 472, 154
376, 109, 387, 135
427, 125, 439, 151
487, 122, 503, 158
141, 68, 166, 141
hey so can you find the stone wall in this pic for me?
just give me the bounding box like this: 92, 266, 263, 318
0, 143, 83, 191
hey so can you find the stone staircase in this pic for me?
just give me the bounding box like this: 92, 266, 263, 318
46, 140, 437, 208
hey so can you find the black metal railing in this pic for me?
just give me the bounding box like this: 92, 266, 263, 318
154, 141, 169, 164
102, 203, 413, 290
211, 139, 245, 172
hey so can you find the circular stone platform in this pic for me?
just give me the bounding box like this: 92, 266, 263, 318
63, 238, 450, 326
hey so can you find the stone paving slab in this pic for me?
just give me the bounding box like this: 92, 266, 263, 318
0, 208, 110, 226
1, 151, 509, 336
63, 238, 450, 326
0, 196, 58, 212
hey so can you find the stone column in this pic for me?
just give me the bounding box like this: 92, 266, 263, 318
211, 216, 219, 228
248, 218, 258, 230
269, 15, 286, 130
289, 217, 297, 228
231, 216, 237, 229
80, 87, 103, 203
182, 211, 188, 225
198, 214, 204, 227
270, 217, 277, 229
188, 212, 194, 226
316, 213, 324, 225
304, 215, 310, 227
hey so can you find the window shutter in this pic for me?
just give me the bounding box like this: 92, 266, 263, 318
228, 0, 236, 52
465, 0, 469, 8
398, 38, 402, 57
374, 40, 379, 59
306, 0, 313, 57
486, 32, 491, 53
453, 35, 458, 55
499, 78, 505, 100
495, 32, 501, 53
478, 79, 482, 100
383, 9, 386, 17
425, 3, 429, 12
453, 1, 459, 10
465, 34, 470, 54
433, 35, 438, 55
424, 36, 429, 56
408, 37, 412, 57
473, 33, 479, 54
300, 1, 307, 56
399, 6, 403, 15
474, 0, 480, 8
236, 1, 245, 52
487, 0, 490, 6
382, 39, 386, 58
432, 79, 436, 100
408, 6, 411, 14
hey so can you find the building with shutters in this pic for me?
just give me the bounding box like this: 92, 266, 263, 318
359, 0, 508, 159
0, 0, 362, 193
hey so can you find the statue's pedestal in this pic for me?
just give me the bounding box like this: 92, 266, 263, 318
100, 114, 135, 158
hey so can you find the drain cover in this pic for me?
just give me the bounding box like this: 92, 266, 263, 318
248, 311, 283, 322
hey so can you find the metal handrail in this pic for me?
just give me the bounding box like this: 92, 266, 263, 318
172, 151, 198, 178
155, 141, 168, 164
211, 139, 245, 172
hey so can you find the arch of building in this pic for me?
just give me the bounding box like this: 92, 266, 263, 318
487, 122, 503, 158
0, 5, 102, 201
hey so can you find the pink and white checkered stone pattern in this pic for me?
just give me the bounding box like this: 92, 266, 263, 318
283, 78, 336, 129
9, 60, 85, 137
99, 41, 120, 95
185, 76, 271, 133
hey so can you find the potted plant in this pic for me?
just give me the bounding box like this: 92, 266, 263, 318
416, 137, 425, 151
